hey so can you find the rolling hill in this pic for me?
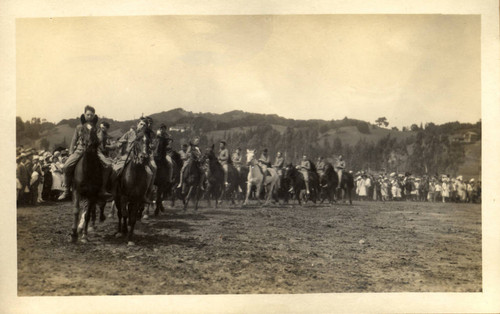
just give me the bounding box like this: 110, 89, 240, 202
18, 108, 481, 178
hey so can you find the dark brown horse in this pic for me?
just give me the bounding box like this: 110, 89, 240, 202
319, 162, 338, 204
166, 150, 182, 207
71, 115, 102, 243
113, 135, 150, 246
336, 171, 355, 205
202, 145, 240, 207
180, 153, 203, 211
283, 164, 320, 205
153, 144, 172, 215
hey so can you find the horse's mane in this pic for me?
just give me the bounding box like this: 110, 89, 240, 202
169, 150, 182, 166
79, 114, 99, 151
324, 162, 334, 175
308, 160, 317, 172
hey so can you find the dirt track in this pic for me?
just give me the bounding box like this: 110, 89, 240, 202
17, 199, 481, 295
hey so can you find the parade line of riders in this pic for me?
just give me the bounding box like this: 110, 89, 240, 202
16, 106, 482, 206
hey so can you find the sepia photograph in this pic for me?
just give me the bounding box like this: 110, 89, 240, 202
2, 0, 500, 313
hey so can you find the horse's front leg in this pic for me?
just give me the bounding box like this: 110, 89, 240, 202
99, 200, 106, 222
71, 190, 80, 242
243, 182, 253, 206
194, 186, 200, 211
263, 182, 275, 206
115, 198, 125, 238
183, 186, 193, 211
296, 186, 302, 205
82, 201, 95, 242
127, 203, 137, 246
77, 198, 90, 243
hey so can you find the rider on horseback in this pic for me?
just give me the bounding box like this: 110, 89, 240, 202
218, 141, 231, 186
273, 152, 285, 176
231, 147, 243, 171
177, 136, 203, 190
59, 105, 112, 200
316, 156, 326, 179
258, 148, 272, 193
300, 154, 312, 195
334, 154, 346, 190
112, 117, 157, 203
154, 123, 173, 182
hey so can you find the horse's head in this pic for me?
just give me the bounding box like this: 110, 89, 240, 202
80, 114, 99, 152
246, 149, 256, 165
131, 133, 149, 165
283, 163, 295, 180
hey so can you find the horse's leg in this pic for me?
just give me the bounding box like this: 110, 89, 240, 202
194, 186, 200, 211
183, 186, 193, 211
154, 185, 163, 216
88, 201, 96, 232
206, 186, 211, 208
99, 200, 106, 222
77, 198, 89, 242
83, 201, 95, 242
214, 186, 220, 209
264, 181, 277, 206
127, 203, 137, 246
243, 181, 252, 206
296, 186, 302, 206
115, 197, 125, 238
71, 190, 79, 242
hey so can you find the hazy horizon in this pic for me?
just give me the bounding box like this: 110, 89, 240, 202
16, 15, 481, 128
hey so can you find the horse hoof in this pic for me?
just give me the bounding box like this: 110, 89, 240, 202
127, 241, 135, 246
80, 237, 88, 243
115, 232, 123, 238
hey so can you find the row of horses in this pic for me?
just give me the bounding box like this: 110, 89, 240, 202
70, 120, 354, 245
156, 147, 355, 209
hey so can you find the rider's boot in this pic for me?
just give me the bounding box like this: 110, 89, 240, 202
58, 173, 71, 200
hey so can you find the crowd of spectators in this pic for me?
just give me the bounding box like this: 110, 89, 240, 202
16, 146, 68, 205
352, 171, 481, 203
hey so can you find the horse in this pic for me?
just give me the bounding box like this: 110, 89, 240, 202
235, 165, 249, 201
165, 150, 182, 208
71, 115, 102, 243
179, 154, 203, 211
201, 145, 224, 208
153, 148, 172, 215
202, 145, 240, 207
335, 171, 355, 205
243, 149, 279, 206
113, 134, 150, 246
274, 167, 291, 204
318, 162, 338, 204
283, 164, 320, 205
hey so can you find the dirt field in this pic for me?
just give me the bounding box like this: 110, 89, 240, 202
17, 199, 481, 295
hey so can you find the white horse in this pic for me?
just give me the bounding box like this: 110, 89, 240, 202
243, 149, 279, 206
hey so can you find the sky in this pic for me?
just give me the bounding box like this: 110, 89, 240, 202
16, 15, 480, 128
